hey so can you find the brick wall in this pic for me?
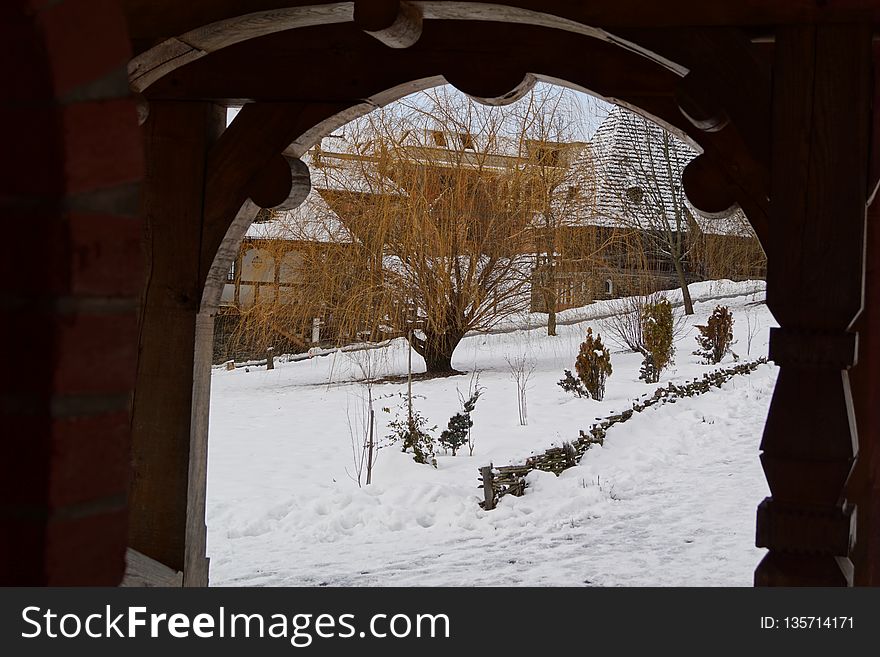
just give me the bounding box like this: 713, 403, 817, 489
0, 0, 142, 585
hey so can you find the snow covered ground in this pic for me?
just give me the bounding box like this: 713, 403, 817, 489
207, 280, 777, 586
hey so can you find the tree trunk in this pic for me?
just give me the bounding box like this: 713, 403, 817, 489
673, 258, 694, 315
544, 285, 557, 336
423, 348, 455, 373
410, 330, 462, 374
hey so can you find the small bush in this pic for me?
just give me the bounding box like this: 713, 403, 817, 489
439, 387, 483, 456
694, 305, 734, 364
640, 297, 675, 383
574, 328, 612, 400
387, 407, 437, 468
557, 369, 588, 397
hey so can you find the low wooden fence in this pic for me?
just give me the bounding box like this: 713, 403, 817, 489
479, 357, 768, 510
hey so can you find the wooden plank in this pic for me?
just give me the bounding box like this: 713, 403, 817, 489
185, 310, 214, 586
480, 466, 495, 510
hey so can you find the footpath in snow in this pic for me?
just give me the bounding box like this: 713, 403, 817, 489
207, 280, 775, 586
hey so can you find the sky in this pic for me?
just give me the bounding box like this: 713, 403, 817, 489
226, 82, 612, 142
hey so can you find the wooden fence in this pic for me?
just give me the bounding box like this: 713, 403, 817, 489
479, 357, 768, 510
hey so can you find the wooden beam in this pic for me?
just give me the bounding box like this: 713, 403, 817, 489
143, 21, 676, 103
200, 101, 334, 304
122, 0, 880, 54
130, 100, 225, 583
756, 22, 872, 586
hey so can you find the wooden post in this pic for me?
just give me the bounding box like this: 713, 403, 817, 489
848, 193, 880, 585
130, 101, 225, 585
407, 327, 413, 427
366, 409, 375, 486
755, 24, 871, 586
266, 346, 275, 370
480, 465, 495, 510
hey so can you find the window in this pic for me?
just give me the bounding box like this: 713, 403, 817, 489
430, 130, 447, 147
529, 143, 560, 166
625, 186, 644, 205
227, 259, 236, 282
604, 278, 614, 297
566, 185, 579, 201
457, 132, 475, 150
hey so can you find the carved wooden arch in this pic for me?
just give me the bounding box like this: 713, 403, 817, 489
133, 1, 863, 588
133, 11, 772, 316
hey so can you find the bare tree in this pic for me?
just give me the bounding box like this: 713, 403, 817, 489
601, 291, 688, 355
506, 354, 536, 426
307, 87, 590, 373
344, 349, 383, 486
510, 87, 598, 336
745, 311, 760, 357
595, 108, 698, 314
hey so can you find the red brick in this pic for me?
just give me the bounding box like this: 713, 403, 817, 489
36, 0, 132, 98
1, 310, 140, 395
48, 411, 130, 508
45, 507, 129, 585
1, 209, 144, 297
68, 212, 145, 296
63, 99, 144, 194
53, 311, 140, 394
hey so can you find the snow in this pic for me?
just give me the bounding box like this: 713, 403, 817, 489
207, 280, 776, 586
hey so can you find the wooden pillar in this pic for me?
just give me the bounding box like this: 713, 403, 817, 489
849, 196, 880, 585
130, 101, 225, 586
755, 24, 871, 586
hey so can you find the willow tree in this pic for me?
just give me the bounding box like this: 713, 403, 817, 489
238, 86, 604, 373
319, 88, 539, 373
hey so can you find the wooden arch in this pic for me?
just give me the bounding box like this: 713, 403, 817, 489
123, 0, 878, 587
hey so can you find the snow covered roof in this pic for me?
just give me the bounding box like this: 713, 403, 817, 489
255, 107, 754, 244
246, 188, 353, 243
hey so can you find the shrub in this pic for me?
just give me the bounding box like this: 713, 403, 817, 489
439, 387, 483, 456
694, 305, 734, 364
387, 406, 437, 468
574, 328, 612, 400
640, 297, 675, 383
557, 369, 588, 397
